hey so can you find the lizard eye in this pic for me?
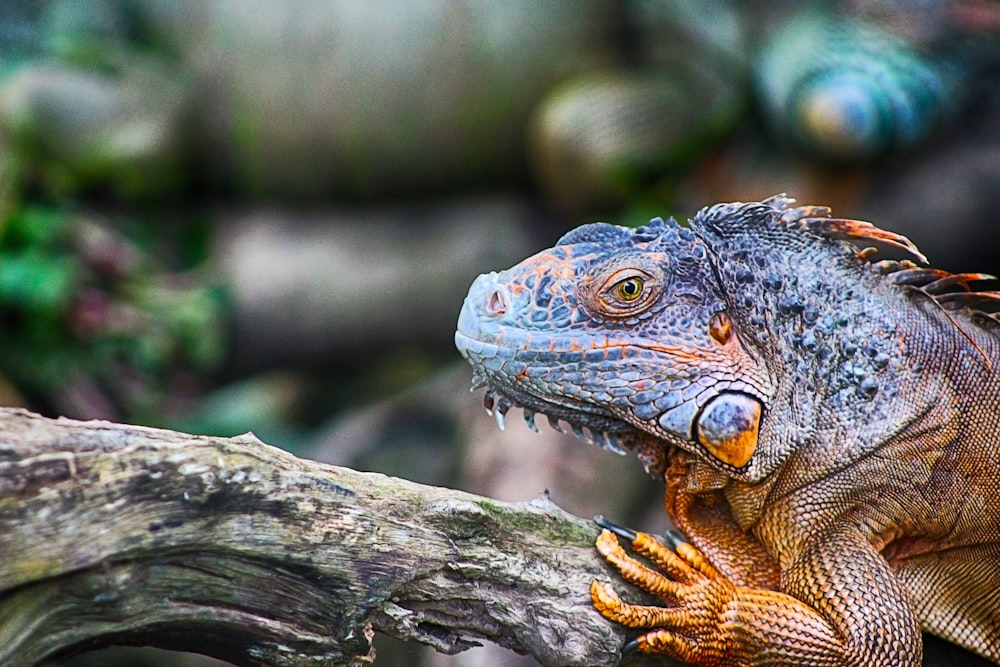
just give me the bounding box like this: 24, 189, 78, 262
616, 277, 644, 301
593, 267, 659, 317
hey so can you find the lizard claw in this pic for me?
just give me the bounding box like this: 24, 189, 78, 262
593, 515, 639, 542
621, 637, 640, 655
594, 515, 689, 551
592, 522, 736, 661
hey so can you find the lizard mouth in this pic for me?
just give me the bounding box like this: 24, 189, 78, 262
470, 372, 637, 455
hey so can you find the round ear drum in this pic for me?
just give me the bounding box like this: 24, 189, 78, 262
695, 392, 762, 469
709, 310, 732, 345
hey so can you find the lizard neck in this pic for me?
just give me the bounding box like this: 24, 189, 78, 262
725, 293, 1000, 547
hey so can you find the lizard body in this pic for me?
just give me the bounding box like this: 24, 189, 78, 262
454, 196, 1000, 665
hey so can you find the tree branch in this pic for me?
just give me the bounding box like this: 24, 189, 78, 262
0, 408, 658, 667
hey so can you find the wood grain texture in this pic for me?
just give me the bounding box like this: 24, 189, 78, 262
0, 408, 661, 667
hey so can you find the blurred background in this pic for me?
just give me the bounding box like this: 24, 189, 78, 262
0, 0, 995, 665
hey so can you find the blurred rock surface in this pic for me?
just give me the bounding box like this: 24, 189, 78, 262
216, 196, 547, 372
856, 93, 1000, 274
0, 60, 190, 197
755, 10, 963, 163
530, 69, 743, 217
529, 0, 747, 217
0, 0, 49, 71
139, 0, 620, 198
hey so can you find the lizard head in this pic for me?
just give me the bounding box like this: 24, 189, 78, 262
456, 212, 773, 478
456, 195, 933, 482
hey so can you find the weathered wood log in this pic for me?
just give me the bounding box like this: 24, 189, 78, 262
0, 408, 661, 667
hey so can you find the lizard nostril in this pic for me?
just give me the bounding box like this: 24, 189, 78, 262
486, 287, 508, 317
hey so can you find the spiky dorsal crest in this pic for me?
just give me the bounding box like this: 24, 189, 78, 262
730, 195, 999, 365
768, 194, 928, 264
876, 261, 1000, 368
781, 195, 1000, 336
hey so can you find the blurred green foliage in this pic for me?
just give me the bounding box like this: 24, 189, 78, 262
0, 203, 225, 421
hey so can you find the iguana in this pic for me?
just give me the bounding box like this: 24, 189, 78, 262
454, 195, 1000, 666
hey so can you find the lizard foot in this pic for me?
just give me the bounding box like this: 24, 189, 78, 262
591, 516, 741, 663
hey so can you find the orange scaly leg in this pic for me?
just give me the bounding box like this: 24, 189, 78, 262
589, 517, 887, 666
592, 517, 740, 663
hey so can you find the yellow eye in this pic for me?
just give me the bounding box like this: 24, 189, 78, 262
615, 277, 645, 301
590, 267, 657, 318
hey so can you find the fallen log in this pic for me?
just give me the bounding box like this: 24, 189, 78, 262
0, 408, 656, 667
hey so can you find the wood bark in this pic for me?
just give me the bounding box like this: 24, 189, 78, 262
0, 408, 659, 667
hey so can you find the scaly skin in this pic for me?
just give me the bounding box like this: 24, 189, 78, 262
454, 196, 1000, 666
